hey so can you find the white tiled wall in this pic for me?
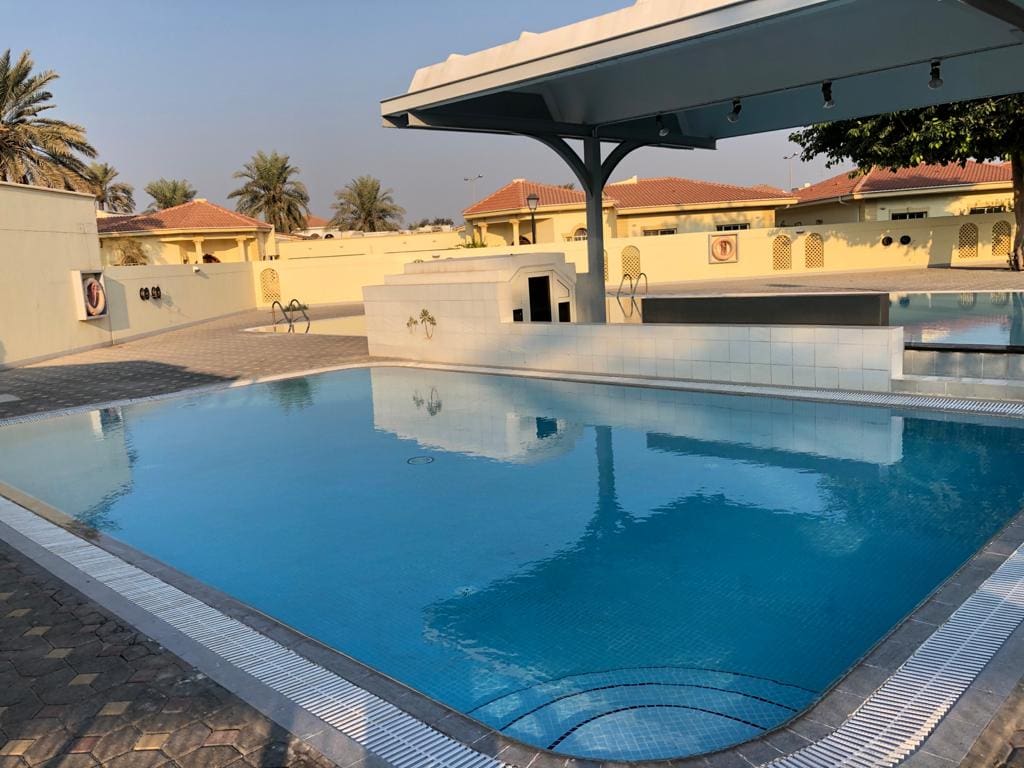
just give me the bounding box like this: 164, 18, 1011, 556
364, 282, 904, 393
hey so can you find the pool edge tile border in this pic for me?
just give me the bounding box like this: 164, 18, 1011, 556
766, 544, 1024, 767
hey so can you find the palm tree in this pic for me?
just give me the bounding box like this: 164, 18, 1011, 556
228, 151, 309, 233
144, 178, 196, 211
0, 49, 96, 188
330, 175, 405, 232
84, 162, 135, 213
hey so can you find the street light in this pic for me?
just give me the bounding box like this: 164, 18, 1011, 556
463, 174, 483, 204
783, 153, 800, 191
526, 192, 540, 245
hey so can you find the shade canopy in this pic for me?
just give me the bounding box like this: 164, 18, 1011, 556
382, 0, 1024, 149
381, 0, 1024, 323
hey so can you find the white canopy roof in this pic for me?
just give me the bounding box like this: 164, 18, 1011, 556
381, 0, 1024, 149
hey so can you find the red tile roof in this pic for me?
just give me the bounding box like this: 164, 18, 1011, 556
306, 214, 330, 228
464, 180, 589, 216
97, 199, 272, 234
795, 161, 1011, 205
607, 177, 790, 209
464, 177, 792, 216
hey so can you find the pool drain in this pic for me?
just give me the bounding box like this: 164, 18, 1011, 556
407, 456, 434, 465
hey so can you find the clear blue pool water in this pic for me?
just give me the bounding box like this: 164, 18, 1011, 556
2, 367, 1024, 761
891, 291, 1024, 347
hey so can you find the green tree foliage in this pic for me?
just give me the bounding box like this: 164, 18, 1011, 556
410, 216, 455, 229
228, 151, 310, 234
790, 96, 1024, 268
0, 49, 95, 188
84, 162, 134, 213
330, 175, 405, 232
107, 237, 147, 266
144, 178, 196, 211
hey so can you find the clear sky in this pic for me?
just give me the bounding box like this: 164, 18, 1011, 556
13, 0, 850, 221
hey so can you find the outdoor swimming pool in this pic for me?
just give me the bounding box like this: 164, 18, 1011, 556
891, 291, 1024, 348
1, 367, 1023, 761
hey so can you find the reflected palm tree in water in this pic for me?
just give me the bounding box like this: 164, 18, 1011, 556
267, 378, 317, 412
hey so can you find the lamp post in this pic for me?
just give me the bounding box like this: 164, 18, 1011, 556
526, 192, 539, 245
783, 153, 799, 191
463, 174, 483, 204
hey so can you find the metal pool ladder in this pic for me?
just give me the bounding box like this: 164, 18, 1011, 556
271, 299, 311, 334
616, 271, 649, 321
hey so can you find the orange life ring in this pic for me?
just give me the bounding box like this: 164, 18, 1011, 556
83, 277, 107, 317
710, 236, 736, 262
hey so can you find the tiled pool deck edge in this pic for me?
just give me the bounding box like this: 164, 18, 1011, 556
3, 362, 1024, 767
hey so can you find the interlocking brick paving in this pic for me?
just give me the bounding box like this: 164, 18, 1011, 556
0, 304, 369, 420
0, 539, 337, 768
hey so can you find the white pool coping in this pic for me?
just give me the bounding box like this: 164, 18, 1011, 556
3, 361, 1024, 767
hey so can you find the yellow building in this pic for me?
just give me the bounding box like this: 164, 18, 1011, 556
98, 199, 277, 266
464, 177, 797, 246
779, 161, 1013, 226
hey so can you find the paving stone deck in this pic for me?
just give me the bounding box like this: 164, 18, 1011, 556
0, 305, 369, 420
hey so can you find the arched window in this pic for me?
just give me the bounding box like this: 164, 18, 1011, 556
772, 236, 792, 271
259, 268, 281, 304
572, 228, 588, 241
958, 223, 979, 260
993, 221, 1012, 260
804, 234, 824, 269
621, 246, 641, 279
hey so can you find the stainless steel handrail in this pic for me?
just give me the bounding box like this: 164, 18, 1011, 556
271, 299, 311, 334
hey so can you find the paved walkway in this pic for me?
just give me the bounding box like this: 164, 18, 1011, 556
0, 306, 369, 421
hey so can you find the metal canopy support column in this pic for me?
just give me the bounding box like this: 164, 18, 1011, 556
533, 135, 645, 323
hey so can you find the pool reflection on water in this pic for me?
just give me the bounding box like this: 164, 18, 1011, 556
891, 291, 1024, 347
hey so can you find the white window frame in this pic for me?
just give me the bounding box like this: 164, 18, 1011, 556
715, 223, 750, 232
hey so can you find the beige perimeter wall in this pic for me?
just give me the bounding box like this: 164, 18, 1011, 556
0, 184, 110, 367
104, 263, 256, 342
257, 212, 1015, 307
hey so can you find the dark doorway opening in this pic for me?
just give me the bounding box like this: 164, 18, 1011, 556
528, 276, 552, 322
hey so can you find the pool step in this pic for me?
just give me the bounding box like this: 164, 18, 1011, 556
471, 666, 817, 762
